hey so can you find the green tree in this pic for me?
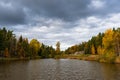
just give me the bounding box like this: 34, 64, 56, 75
38, 44, 55, 58
0, 27, 16, 57
17, 36, 24, 58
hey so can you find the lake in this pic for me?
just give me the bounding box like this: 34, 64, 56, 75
0, 59, 120, 80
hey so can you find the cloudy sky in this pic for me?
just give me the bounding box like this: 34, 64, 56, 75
0, 0, 120, 50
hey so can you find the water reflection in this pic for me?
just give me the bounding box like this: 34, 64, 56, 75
0, 59, 120, 80
0, 61, 29, 80
101, 63, 120, 80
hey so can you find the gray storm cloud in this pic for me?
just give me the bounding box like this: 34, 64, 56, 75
0, 0, 90, 25
0, 0, 120, 50
0, 0, 120, 25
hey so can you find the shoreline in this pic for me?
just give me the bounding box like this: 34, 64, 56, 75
0, 55, 120, 64
58, 54, 120, 64
0, 57, 31, 61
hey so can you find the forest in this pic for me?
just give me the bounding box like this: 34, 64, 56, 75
0, 27, 61, 59
65, 28, 120, 63
0, 27, 120, 62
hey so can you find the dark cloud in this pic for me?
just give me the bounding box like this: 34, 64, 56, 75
0, 1, 26, 25
89, 0, 120, 17
0, 0, 120, 50
19, 0, 91, 21
17, 0, 120, 21
0, 0, 120, 25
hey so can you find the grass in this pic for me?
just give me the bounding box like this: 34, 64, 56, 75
0, 57, 20, 61
0, 54, 120, 64
115, 56, 120, 63
57, 53, 120, 64
0, 57, 30, 61
56, 54, 97, 60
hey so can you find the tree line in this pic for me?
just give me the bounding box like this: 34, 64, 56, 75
0, 27, 120, 60
0, 27, 61, 59
65, 28, 120, 62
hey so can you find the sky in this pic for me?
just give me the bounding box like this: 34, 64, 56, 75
0, 0, 120, 50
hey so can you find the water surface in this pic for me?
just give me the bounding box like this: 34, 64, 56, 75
0, 59, 120, 80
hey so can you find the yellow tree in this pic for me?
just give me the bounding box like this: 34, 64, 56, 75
91, 45, 95, 55
97, 46, 104, 55
102, 29, 114, 53
102, 29, 116, 62
30, 39, 41, 58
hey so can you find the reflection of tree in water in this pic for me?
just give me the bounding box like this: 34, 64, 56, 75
52, 59, 61, 80
101, 63, 120, 80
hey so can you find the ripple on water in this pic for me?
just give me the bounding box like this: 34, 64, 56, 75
0, 59, 120, 80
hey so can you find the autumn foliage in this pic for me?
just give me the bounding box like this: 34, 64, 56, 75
65, 28, 120, 62
0, 27, 120, 61
0, 27, 56, 59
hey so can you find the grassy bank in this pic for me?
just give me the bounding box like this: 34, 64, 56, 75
0, 56, 42, 61
115, 57, 120, 63
57, 54, 98, 60
58, 54, 120, 63
0, 57, 31, 61
1, 55, 120, 64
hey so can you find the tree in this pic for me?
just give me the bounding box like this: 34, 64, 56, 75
97, 46, 104, 55
101, 29, 116, 62
84, 41, 91, 54
114, 29, 120, 56
91, 45, 95, 55
56, 41, 60, 54
102, 29, 115, 53
38, 43, 55, 58
0, 27, 16, 57
22, 38, 30, 57
0, 30, 4, 52
0, 27, 7, 52
19, 35, 23, 43
17, 35, 24, 58
17, 36, 30, 58
4, 48, 9, 58
30, 39, 41, 58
